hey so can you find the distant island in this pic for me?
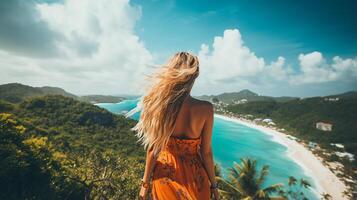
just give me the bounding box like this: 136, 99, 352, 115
79, 95, 124, 104
196, 89, 299, 103
0, 83, 125, 103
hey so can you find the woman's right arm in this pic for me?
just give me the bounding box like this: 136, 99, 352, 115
200, 103, 219, 200
139, 147, 158, 200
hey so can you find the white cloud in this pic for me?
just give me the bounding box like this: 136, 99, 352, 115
0, 0, 153, 95
195, 29, 288, 94
264, 56, 293, 81
198, 29, 265, 81
332, 56, 357, 77
291, 52, 337, 84
290, 52, 357, 85
194, 29, 357, 95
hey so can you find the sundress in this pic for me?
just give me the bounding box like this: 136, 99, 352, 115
151, 136, 211, 200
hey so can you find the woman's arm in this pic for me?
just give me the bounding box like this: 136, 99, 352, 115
200, 103, 219, 199
142, 148, 157, 183
139, 148, 158, 199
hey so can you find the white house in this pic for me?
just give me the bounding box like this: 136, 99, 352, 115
335, 152, 355, 161
233, 98, 248, 104
330, 143, 344, 149
262, 118, 273, 123
324, 97, 339, 102
316, 122, 333, 131
268, 121, 276, 126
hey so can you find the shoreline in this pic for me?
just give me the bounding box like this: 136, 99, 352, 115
214, 114, 348, 200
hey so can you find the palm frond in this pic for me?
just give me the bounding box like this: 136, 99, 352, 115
263, 183, 284, 194
257, 165, 269, 186
214, 163, 222, 177
299, 178, 311, 188
288, 176, 297, 186
216, 176, 243, 195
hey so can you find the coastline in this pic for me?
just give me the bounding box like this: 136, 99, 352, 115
214, 114, 348, 200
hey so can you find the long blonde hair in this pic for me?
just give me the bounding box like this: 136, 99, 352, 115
132, 52, 199, 154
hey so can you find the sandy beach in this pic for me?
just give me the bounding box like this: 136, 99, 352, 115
215, 114, 348, 200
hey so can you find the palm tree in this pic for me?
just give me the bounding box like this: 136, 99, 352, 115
284, 176, 311, 200
288, 176, 297, 186
321, 193, 332, 200
214, 163, 222, 177
216, 158, 284, 200
342, 190, 351, 199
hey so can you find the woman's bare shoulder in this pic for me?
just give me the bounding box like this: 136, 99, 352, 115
191, 97, 213, 111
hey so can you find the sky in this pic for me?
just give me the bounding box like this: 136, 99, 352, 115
0, 0, 356, 97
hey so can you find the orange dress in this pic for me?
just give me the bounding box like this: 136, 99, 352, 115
151, 136, 211, 200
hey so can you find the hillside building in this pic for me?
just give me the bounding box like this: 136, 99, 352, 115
262, 118, 273, 123
324, 97, 339, 102
335, 152, 355, 161
316, 122, 333, 131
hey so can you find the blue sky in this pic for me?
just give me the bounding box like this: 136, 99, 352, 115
0, 0, 356, 97
132, 0, 357, 64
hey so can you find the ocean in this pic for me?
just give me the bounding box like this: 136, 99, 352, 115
97, 99, 319, 199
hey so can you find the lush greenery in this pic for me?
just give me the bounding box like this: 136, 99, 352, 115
0, 95, 145, 199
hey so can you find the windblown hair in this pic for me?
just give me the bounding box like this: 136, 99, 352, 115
132, 52, 200, 154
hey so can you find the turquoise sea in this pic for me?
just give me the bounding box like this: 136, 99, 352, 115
97, 99, 319, 199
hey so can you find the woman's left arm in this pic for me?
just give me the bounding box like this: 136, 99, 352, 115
139, 148, 158, 200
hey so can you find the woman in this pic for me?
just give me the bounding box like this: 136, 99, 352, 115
133, 52, 219, 200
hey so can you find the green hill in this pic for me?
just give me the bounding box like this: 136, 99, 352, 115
0, 83, 77, 103
0, 83, 45, 103
325, 91, 357, 99
0, 95, 144, 199
0, 83, 126, 104
39, 86, 77, 99
196, 89, 298, 103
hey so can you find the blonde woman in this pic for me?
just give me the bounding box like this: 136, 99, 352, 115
133, 52, 219, 200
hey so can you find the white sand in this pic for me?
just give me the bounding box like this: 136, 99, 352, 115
215, 114, 348, 200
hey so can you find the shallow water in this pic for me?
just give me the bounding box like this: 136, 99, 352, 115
97, 99, 319, 199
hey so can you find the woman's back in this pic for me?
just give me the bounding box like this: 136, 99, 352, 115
171, 96, 211, 140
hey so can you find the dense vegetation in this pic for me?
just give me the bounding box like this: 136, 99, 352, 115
225, 95, 357, 160
0, 95, 145, 199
